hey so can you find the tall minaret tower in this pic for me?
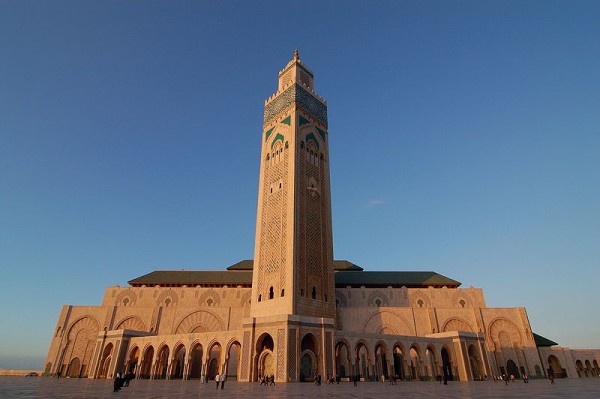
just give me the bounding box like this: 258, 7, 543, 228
251, 50, 335, 319
243, 51, 335, 382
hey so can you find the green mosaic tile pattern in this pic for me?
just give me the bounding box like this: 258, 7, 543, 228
264, 84, 327, 127
299, 115, 310, 125
317, 127, 326, 141
281, 115, 291, 125
271, 133, 285, 148
305, 132, 319, 149
264, 127, 275, 142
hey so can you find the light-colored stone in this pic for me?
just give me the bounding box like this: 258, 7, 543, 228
43, 51, 600, 384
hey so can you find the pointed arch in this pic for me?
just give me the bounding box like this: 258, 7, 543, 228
175, 310, 224, 334
442, 317, 474, 333
364, 310, 414, 336
114, 316, 146, 331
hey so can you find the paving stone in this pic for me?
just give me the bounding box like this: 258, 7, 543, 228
1, 377, 600, 399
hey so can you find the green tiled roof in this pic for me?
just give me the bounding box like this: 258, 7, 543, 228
129, 260, 460, 288
226, 260, 254, 271
334, 271, 461, 288
533, 332, 558, 347
333, 260, 364, 271
226, 259, 363, 271
128, 270, 252, 287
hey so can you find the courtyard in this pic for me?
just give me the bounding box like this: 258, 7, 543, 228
1, 377, 599, 399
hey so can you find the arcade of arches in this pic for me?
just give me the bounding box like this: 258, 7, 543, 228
43, 52, 600, 383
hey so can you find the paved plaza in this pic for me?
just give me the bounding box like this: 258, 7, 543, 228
1, 377, 600, 399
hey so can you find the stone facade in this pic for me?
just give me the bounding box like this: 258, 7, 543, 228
44, 51, 600, 382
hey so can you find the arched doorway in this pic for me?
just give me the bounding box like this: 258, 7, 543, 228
374, 343, 388, 380
548, 355, 564, 378
171, 344, 185, 379
468, 345, 483, 380
356, 342, 371, 380
585, 360, 593, 377
155, 345, 169, 379
506, 359, 520, 379
62, 317, 99, 378
594, 360, 599, 377
254, 333, 274, 382
225, 341, 241, 381
66, 357, 81, 378
441, 347, 453, 381
576, 360, 584, 377
409, 345, 421, 380
98, 343, 114, 379
206, 343, 222, 380
335, 341, 351, 378
393, 345, 406, 380
139, 346, 154, 379
252, 333, 275, 381
300, 333, 318, 382
188, 343, 203, 379
426, 346, 438, 379
126, 347, 139, 375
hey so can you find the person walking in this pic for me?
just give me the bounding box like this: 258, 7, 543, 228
220, 374, 226, 389
215, 373, 220, 389
113, 373, 121, 392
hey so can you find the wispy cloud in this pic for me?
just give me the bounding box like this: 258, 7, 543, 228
367, 198, 386, 207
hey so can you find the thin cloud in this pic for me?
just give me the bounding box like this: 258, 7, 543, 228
367, 198, 386, 207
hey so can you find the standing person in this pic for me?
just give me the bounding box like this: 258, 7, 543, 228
549, 374, 555, 384
353, 374, 358, 387
215, 373, 220, 389
220, 374, 226, 389
113, 373, 121, 392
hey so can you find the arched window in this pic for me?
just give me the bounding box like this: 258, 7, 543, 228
258, 294, 262, 302
269, 287, 274, 300
459, 299, 466, 308
281, 289, 285, 297
417, 299, 424, 308
312, 287, 317, 299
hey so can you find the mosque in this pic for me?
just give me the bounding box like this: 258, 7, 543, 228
44, 51, 600, 382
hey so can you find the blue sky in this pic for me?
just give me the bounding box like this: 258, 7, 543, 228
1, 1, 599, 369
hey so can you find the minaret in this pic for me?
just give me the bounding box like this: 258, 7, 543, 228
251, 50, 335, 320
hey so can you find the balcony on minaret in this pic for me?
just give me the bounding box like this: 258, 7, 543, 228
278, 49, 314, 92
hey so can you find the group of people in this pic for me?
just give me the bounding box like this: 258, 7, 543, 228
113, 372, 134, 392
214, 373, 226, 389
258, 374, 276, 385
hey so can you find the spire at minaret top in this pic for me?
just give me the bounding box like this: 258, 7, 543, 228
278, 50, 314, 91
